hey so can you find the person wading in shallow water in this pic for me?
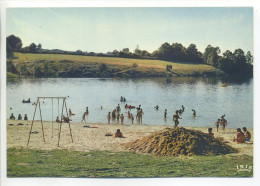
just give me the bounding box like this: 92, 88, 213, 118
173, 110, 181, 128
107, 112, 111, 124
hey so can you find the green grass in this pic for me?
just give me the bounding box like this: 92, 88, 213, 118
7, 148, 253, 177
12, 52, 220, 76
7, 72, 18, 78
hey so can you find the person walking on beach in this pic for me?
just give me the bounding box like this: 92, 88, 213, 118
164, 109, 167, 118
221, 117, 227, 132
81, 112, 86, 122
107, 112, 111, 124
215, 119, 221, 132
173, 111, 181, 128
120, 114, 124, 125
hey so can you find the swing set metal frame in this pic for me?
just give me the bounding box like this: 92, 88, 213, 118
27, 97, 73, 147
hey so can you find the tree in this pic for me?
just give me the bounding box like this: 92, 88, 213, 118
122, 48, 130, 53
246, 51, 253, 64
134, 45, 141, 55
203, 45, 220, 67
37, 43, 42, 51
6, 43, 13, 58
6, 35, 22, 50
186, 44, 202, 63
158, 42, 173, 60
29, 43, 37, 53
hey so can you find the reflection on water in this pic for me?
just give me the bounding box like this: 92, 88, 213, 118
6, 77, 253, 129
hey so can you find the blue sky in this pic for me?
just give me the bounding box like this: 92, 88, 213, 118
6, 7, 253, 54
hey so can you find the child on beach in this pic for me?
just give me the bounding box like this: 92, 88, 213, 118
81, 112, 86, 122
10, 113, 15, 120
208, 128, 214, 137
215, 119, 221, 132
131, 114, 134, 124
18, 114, 22, 120
107, 112, 111, 124
24, 114, 28, 120
120, 114, 124, 125
115, 129, 123, 138
242, 127, 251, 141
233, 128, 245, 143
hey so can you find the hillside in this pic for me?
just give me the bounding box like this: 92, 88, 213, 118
10, 52, 224, 78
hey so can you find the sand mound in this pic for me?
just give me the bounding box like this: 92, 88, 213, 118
124, 127, 237, 156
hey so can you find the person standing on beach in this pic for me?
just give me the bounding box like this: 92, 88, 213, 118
116, 112, 120, 123
107, 112, 111, 124
173, 111, 181, 128
137, 109, 144, 124
131, 114, 134, 124
10, 113, 15, 120
81, 112, 86, 122
215, 119, 221, 132
120, 114, 124, 125
221, 118, 227, 132
18, 114, 22, 120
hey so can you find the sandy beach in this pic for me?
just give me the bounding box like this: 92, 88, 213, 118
6, 119, 253, 156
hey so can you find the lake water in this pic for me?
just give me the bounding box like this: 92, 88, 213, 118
6, 77, 253, 129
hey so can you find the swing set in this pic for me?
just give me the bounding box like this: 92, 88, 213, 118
27, 97, 73, 147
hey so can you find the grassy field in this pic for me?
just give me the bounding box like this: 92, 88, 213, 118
12, 52, 221, 77
7, 148, 253, 177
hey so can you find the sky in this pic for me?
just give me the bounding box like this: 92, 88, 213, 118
6, 7, 253, 54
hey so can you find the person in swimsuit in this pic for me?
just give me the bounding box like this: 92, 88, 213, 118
173, 111, 181, 128
24, 114, 28, 120
215, 119, 221, 132
116, 112, 120, 123
115, 129, 123, 138
137, 109, 144, 124
81, 112, 86, 122
192, 109, 196, 117
10, 113, 15, 120
154, 105, 159, 110
242, 127, 251, 141
18, 114, 22, 120
107, 112, 111, 124
131, 114, 134, 124
233, 128, 245, 143
164, 109, 167, 118
120, 114, 124, 125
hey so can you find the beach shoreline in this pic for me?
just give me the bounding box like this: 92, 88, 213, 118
6, 119, 253, 156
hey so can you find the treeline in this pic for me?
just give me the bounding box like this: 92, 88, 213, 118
6, 34, 253, 77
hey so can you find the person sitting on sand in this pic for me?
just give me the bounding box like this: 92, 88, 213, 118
208, 128, 214, 137
10, 113, 15, 120
56, 116, 61, 123
63, 115, 70, 123
120, 114, 124, 125
164, 109, 167, 118
154, 105, 159, 110
115, 129, 123, 138
24, 114, 28, 120
107, 112, 111, 124
242, 127, 251, 141
233, 128, 245, 143
173, 111, 181, 128
18, 114, 22, 120
192, 109, 196, 117
81, 112, 86, 122
215, 119, 221, 132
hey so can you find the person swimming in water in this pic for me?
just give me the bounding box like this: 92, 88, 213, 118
164, 109, 167, 118
192, 109, 196, 117
154, 105, 159, 110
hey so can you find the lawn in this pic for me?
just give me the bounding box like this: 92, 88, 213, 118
12, 52, 219, 76
7, 148, 253, 177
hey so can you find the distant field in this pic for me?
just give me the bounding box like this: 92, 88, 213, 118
12, 52, 219, 76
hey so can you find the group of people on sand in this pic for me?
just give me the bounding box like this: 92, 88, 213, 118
214, 115, 228, 132
9, 113, 28, 120
207, 126, 251, 144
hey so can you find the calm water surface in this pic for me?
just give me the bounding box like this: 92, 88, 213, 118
7, 77, 253, 129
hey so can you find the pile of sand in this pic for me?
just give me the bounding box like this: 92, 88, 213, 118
124, 127, 237, 156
